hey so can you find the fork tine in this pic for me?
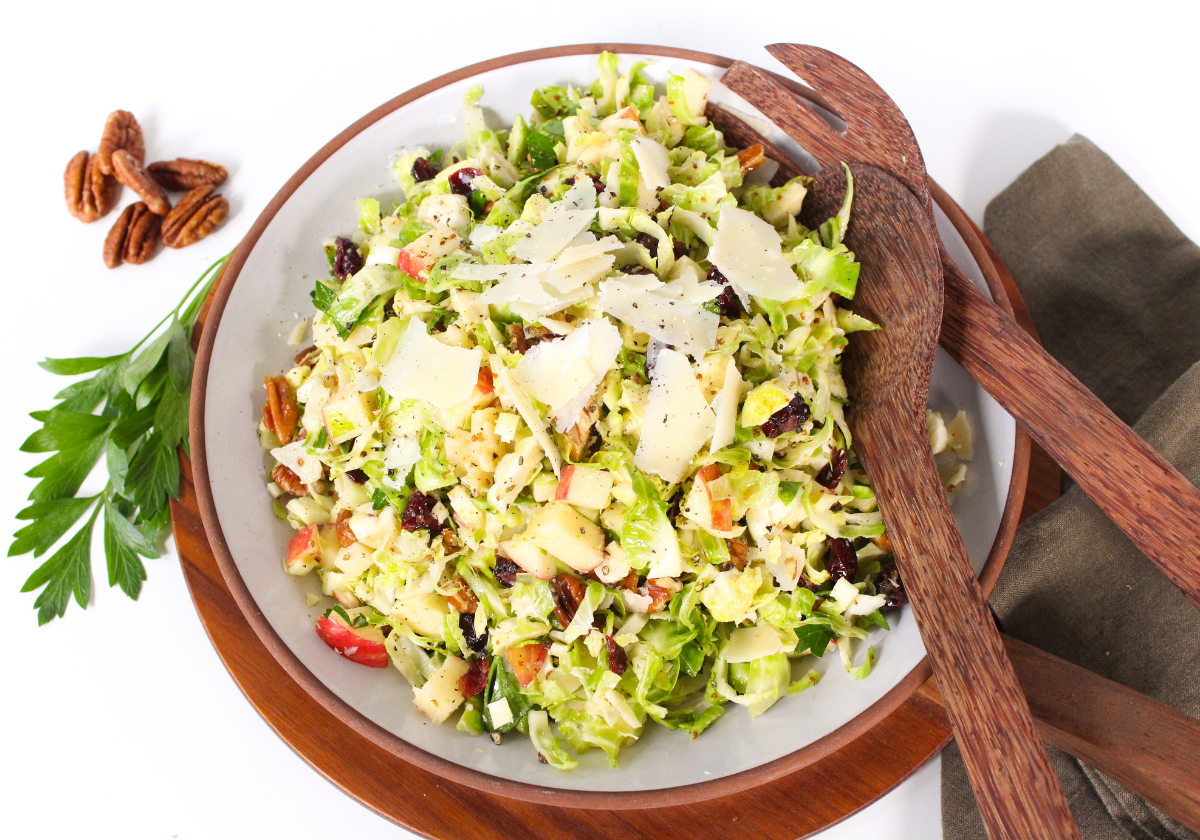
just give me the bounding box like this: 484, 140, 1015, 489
765, 44, 930, 207
721, 61, 849, 172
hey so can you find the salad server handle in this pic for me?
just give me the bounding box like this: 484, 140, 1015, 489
939, 254, 1200, 612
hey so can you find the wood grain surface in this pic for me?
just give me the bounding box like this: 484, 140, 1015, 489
810, 163, 1079, 840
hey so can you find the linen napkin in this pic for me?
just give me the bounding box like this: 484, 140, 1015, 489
940, 135, 1200, 840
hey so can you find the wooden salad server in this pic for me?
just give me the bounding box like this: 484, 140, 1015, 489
708, 97, 1200, 836
811, 159, 1080, 838
721, 46, 1200, 613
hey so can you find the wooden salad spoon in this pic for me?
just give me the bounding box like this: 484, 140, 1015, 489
709, 98, 1200, 836
721, 46, 1200, 613
810, 159, 1080, 838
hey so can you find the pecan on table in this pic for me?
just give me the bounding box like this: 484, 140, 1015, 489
147, 158, 228, 191
161, 185, 228, 248
271, 464, 308, 497
65, 150, 119, 223
112, 149, 171, 215
103, 202, 161, 268
96, 110, 145, 175
335, 509, 356, 546
263, 375, 299, 444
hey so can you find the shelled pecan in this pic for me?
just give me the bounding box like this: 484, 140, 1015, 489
161, 185, 228, 248
263, 375, 298, 444
271, 464, 308, 497
335, 509, 356, 546
147, 158, 228, 191
103, 202, 160, 268
112, 149, 171, 215
96, 110, 144, 175
65, 151, 119, 222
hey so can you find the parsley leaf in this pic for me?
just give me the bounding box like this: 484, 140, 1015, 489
21, 504, 100, 625
103, 499, 157, 599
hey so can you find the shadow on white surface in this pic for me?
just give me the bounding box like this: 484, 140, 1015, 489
959, 112, 1072, 225
817, 755, 943, 839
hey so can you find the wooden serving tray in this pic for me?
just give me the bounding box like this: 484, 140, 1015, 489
170, 197, 1057, 837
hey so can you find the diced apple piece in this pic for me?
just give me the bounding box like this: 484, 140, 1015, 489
413, 655, 470, 723
333, 542, 374, 578
505, 643, 548, 687
497, 538, 557, 581
531, 473, 558, 503
322, 387, 374, 445
494, 411, 519, 443
681, 465, 733, 533
315, 611, 389, 668
448, 485, 485, 533
316, 524, 340, 569
487, 435, 543, 510
475, 366, 495, 396
444, 428, 473, 473
285, 524, 320, 576
391, 592, 449, 638
396, 227, 462, 278
680, 69, 713, 118
524, 501, 605, 573
554, 465, 614, 510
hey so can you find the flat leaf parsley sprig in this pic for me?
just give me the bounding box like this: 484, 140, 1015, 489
11, 254, 230, 624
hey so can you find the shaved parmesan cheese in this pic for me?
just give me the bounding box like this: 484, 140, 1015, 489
709, 358, 742, 453
555, 234, 621, 267
486, 697, 514, 729
511, 181, 598, 263
380, 318, 481, 408
598, 279, 718, 359
491, 355, 562, 476
270, 441, 323, 485
629, 135, 671, 191
546, 253, 615, 292
469, 224, 502, 246
513, 320, 621, 432
365, 246, 400, 267
660, 264, 723, 306
847, 593, 888, 617
709, 207, 801, 303
725, 626, 785, 663
828, 577, 860, 614
634, 348, 716, 483
452, 263, 548, 283
477, 273, 557, 307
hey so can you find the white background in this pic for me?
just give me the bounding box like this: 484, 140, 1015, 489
2, 1, 1195, 837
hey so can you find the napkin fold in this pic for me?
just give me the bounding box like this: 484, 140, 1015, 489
941, 135, 1200, 840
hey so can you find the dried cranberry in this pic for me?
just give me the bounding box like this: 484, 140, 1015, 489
673, 240, 688, 260
589, 174, 606, 194
606, 635, 628, 676
401, 490, 441, 533
550, 574, 586, 628
816, 449, 848, 490
459, 611, 489, 652
332, 237, 363, 280
636, 232, 658, 253
827, 537, 858, 583
447, 166, 482, 197
411, 156, 438, 183
707, 265, 741, 318
876, 565, 907, 609
459, 655, 490, 698
493, 554, 519, 587
346, 468, 369, 484
761, 395, 811, 438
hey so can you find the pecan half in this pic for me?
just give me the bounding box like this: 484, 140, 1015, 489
65, 151, 119, 223
263, 375, 299, 444
335, 509, 356, 546
292, 345, 319, 366
271, 464, 308, 496
97, 110, 145, 175
161, 185, 228, 248
112, 149, 171, 215
103, 202, 161, 268
147, 158, 229, 191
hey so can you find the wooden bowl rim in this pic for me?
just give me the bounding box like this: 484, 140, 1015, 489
188, 42, 1030, 811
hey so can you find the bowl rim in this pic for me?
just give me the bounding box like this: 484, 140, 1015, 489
189, 42, 1030, 810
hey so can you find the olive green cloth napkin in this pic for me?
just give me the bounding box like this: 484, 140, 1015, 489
941, 135, 1200, 840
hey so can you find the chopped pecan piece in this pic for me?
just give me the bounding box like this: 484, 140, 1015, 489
65, 151, 119, 223
505, 322, 527, 353
111, 149, 171, 215
271, 464, 308, 496
872, 532, 893, 553
446, 576, 479, 613
736, 143, 766, 175
564, 396, 601, 461
727, 537, 749, 571
103, 202, 161, 268
550, 574, 586, 628
263, 375, 299, 444
147, 158, 228, 191
335, 509, 356, 547
96, 110, 144, 175
292, 345, 319, 366
161, 185, 229, 248
441, 529, 462, 555
643, 578, 681, 613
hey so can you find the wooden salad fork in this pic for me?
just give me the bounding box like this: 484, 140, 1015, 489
802, 160, 1080, 839
707, 96, 1200, 837
722, 45, 1200, 613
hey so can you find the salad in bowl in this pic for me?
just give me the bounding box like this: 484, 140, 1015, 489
255, 53, 969, 770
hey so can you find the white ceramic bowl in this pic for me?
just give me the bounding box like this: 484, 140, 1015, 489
192, 45, 1025, 806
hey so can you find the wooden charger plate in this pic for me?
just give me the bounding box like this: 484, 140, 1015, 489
172, 45, 1057, 838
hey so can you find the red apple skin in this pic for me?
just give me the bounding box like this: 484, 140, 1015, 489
506, 643, 548, 687
394, 247, 427, 279
315, 614, 389, 668
693, 464, 732, 531
286, 524, 320, 570
476, 367, 494, 396
554, 465, 576, 502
